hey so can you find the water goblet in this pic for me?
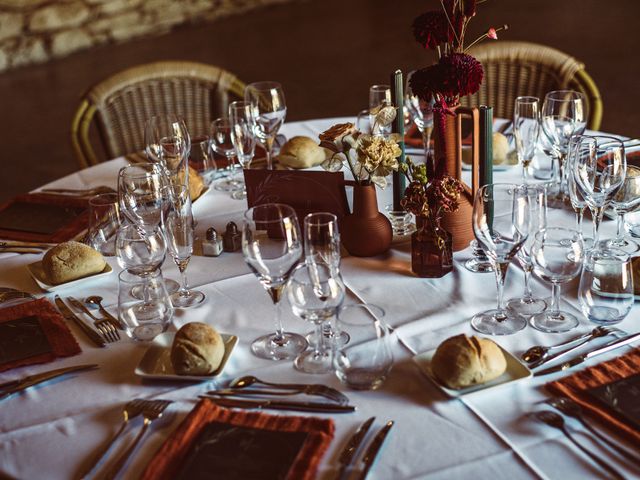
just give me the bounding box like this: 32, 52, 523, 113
244, 81, 286, 170
514, 96, 540, 184
229, 101, 257, 200
530, 227, 584, 333
368, 84, 392, 136
463, 239, 494, 273
471, 183, 530, 335
242, 203, 305, 360
579, 248, 633, 325
405, 71, 434, 158
287, 263, 345, 374
607, 165, 640, 254
210, 117, 239, 193
144, 114, 191, 188
117, 163, 165, 231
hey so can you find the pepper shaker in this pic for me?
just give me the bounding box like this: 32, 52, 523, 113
223, 221, 242, 252
202, 227, 223, 256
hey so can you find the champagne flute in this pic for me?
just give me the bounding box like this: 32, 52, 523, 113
117, 163, 165, 232
210, 117, 239, 193
163, 185, 205, 308
228, 101, 257, 200
144, 114, 191, 188
405, 71, 434, 158
513, 96, 540, 183
472, 184, 530, 335
531, 227, 584, 332
369, 84, 392, 136
607, 165, 640, 253
242, 203, 305, 360
566, 135, 594, 249
244, 81, 287, 170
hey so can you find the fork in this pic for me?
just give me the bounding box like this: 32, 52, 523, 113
534, 410, 625, 480
68, 297, 120, 343
548, 397, 640, 464
102, 399, 172, 480
78, 399, 145, 479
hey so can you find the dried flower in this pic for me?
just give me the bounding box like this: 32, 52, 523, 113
319, 122, 358, 153
438, 53, 484, 99
356, 134, 401, 180
412, 11, 452, 50
486, 27, 497, 40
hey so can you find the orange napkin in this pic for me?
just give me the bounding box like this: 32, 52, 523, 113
546, 347, 640, 444
0, 298, 81, 372
141, 399, 335, 480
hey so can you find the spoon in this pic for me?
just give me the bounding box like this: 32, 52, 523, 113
85, 296, 124, 330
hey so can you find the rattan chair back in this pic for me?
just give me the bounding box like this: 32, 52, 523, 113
460, 41, 602, 130
71, 61, 246, 168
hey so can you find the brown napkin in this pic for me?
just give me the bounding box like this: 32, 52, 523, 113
140, 399, 335, 480
546, 347, 640, 444
0, 298, 81, 372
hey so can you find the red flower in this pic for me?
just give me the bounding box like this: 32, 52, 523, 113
487, 27, 498, 40
408, 64, 442, 102
437, 53, 484, 98
412, 11, 452, 49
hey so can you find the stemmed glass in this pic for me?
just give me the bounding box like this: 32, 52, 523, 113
513, 96, 540, 184
566, 135, 594, 248
405, 72, 434, 157
242, 203, 305, 360
228, 101, 257, 200
530, 227, 584, 333
210, 117, 239, 193
507, 185, 547, 316
607, 165, 640, 253
244, 81, 287, 170
287, 263, 345, 373
541, 90, 587, 201
472, 184, 530, 335
117, 163, 165, 231
369, 84, 392, 136
144, 114, 191, 187
163, 185, 205, 308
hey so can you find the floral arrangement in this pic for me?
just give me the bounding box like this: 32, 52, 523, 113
319, 122, 402, 188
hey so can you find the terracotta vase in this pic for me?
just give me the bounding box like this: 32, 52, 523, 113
432, 106, 480, 251
411, 216, 453, 278
340, 183, 392, 257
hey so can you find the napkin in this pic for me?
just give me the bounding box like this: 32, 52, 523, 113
546, 347, 640, 444
0, 298, 81, 372
140, 399, 335, 480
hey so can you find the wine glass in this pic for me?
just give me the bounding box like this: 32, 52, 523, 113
572, 135, 626, 248
579, 248, 634, 325
369, 84, 392, 136
287, 263, 345, 374
541, 90, 586, 202
115, 223, 167, 276
472, 183, 530, 335
405, 71, 434, 158
242, 203, 305, 360
607, 165, 640, 253
513, 96, 540, 183
144, 114, 191, 188
163, 185, 205, 308
117, 163, 165, 232
228, 101, 257, 200
244, 81, 287, 170
566, 135, 595, 249
506, 184, 547, 316
530, 227, 584, 333
210, 117, 239, 193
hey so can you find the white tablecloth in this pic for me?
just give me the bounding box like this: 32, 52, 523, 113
0, 118, 638, 480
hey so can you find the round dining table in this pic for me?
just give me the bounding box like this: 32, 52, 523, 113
0, 117, 637, 480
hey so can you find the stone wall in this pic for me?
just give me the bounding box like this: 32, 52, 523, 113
0, 0, 294, 72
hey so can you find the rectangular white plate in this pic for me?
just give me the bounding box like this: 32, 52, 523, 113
412, 343, 532, 397
135, 331, 238, 381
27, 261, 113, 292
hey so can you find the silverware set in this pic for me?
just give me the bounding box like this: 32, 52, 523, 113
39, 185, 116, 197
335, 417, 394, 480
68, 296, 120, 343
228, 375, 350, 404
0, 364, 98, 401
54, 295, 120, 347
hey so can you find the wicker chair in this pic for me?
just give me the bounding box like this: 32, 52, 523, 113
71, 60, 246, 169
460, 41, 602, 130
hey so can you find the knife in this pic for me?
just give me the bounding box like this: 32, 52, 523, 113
201, 395, 356, 413
336, 417, 376, 480
54, 295, 106, 348
358, 420, 394, 480
0, 364, 98, 400
535, 331, 640, 376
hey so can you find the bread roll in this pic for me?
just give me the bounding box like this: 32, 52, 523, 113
277, 136, 327, 169
42, 241, 106, 285
171, 322, 225, 375
431, 334, 507, 389
493, 132, 510, 165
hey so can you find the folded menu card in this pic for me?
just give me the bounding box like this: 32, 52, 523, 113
0, 298, 80, 372
546, 347, 640, 444
141, 400, 335, 480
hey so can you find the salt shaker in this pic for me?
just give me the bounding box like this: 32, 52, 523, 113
202, 227, 223, 257
223, 222, 241, 252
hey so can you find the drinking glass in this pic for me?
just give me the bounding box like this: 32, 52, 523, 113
228, 101, 257, 200
472, 184, 530, 335
118, 270, 173, 341
287, 263, 345, 374
369, 84, 392, 136
115, 223, 167, 276
244, 81, 287, 170
607, 165, 640, 253
531, 227, 584, 333
117, 163, 165, 231
566, 135, 594, 248
541, 90, 587, 201
507, 185, 547, 316
405, 71, 434, 157
188, 134, 217, 185
513, 96, 540, 183
87, 193, 120, 256
334, 304, 393, 390
210, 117, 239, 193
242, 203, 305, 360
572, 135, 626, 248
144, 114, 191, 188
579, 248, 633, 325
164, 185, 205, 308
463, 240, 494, 273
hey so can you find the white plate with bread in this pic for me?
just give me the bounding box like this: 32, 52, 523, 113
135, 329, 238, 381
412, 334, 532, 397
